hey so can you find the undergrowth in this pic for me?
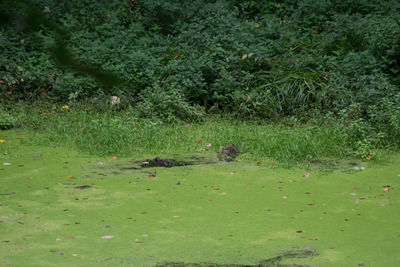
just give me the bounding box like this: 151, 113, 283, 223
2, 104, 395, 167
1, 0, 400, 121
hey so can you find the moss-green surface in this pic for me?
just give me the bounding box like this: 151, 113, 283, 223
1, 132, 400, 266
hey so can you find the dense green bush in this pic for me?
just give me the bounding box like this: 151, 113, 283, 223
1, 0, 400, 125
368, 93, 400, 145
133, 82, 204, 122
0, 106, 16, 130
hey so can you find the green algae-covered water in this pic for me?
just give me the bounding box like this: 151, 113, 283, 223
1, 133, 400, 266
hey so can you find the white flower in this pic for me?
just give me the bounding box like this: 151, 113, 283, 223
111, 96, 120, 105
43, 6, 51, 13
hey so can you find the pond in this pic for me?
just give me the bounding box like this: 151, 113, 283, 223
1, 132, 399, 266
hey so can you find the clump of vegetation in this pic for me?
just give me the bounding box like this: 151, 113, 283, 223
0, 106, 16, 130
218, 143, 240, 162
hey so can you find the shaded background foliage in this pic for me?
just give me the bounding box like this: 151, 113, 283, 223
1, 0, 400, 122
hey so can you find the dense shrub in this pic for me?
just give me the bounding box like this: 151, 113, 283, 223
1, 0, 399, 125
0, 106, 16, 130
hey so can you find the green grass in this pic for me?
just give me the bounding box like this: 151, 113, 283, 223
3, 106, 383, 168
1, 130, 400, 266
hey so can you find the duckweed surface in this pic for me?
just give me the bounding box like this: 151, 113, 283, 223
1, 131, 400, 266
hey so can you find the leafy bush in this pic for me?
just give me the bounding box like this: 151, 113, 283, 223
368, 93, 400, 146
133, 83, 204, 122
1, 0, 400, 127
0, 106, 16, 129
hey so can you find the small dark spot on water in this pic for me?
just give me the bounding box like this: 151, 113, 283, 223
74, 185, 92, 189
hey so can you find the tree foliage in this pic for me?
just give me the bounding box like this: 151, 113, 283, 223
1, 0, 400, 121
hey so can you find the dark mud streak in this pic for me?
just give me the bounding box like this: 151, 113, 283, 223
74, 185, 92, 189
156, 247, 318, 267
121, 156, 218, 171
154, 157, 172, 168
0, 192, 16, 196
